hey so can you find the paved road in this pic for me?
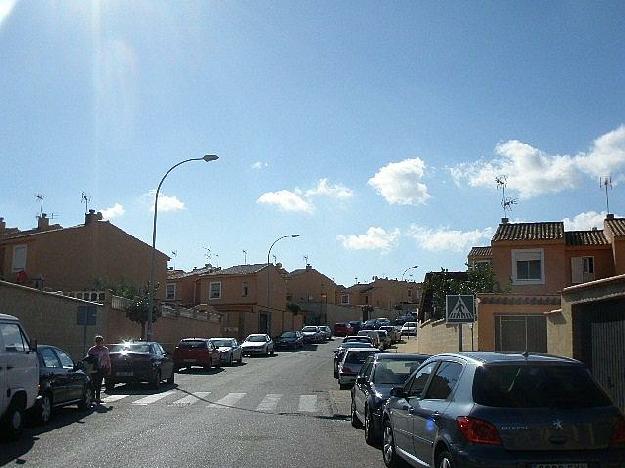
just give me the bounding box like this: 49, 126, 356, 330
1, 341, 386, 468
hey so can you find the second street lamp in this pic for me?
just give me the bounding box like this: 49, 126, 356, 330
401, 265, 419, 281
146, 154, 219, 341
265, 234, 300, 334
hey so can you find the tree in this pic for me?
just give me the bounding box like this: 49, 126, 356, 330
124, 283, 162, 339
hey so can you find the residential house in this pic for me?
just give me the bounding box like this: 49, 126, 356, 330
286, 264, 337, 305
165, 264, 219, 307
0, 210, 169, 298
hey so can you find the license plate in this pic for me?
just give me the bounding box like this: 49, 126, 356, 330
184, 359, 196, 363
116, 371, 133, 377
532, 464, 587, 468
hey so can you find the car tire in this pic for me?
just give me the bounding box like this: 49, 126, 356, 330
151, 370, 161, 390
105, 380, 115, 392
78, 385, 93, 411
237, 354, 243, 364
1, 400, 25, 440
364, 407, 378, 446
36, 392, 53, 425
227, 353, 233, 366
436, 450, 454, 468
270, 347, 274, 356
351, 399, 363, 428
167, 369, 175, 385
382, 419, 406, 468
339, 383, 349, 390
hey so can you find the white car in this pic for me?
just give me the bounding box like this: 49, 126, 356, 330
400, 321, 417, 336
0, 314, 39, 440
209, 338, 243, 365
241, 334, 274, 356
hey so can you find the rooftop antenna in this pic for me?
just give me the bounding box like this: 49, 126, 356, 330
203, 246, 212, 262
272, 254, 277, 264
303, 254, 309, 266
496, 175, 517, 218
81, 192, 91, 214
35, 193, 45, 216
600, 176, 613, 214
242, 249, 248, 265
214, 253, 220, 267
171, 250, 177, 269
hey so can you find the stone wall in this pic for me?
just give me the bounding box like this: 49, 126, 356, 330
416, 318, 477, 355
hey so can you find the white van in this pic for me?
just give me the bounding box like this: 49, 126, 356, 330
0, 314, 39, 439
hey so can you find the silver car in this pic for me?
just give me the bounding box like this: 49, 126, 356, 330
208, 338, 243, 365
241, 334, 274, 356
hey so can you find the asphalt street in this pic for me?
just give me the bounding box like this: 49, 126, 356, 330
0, 341, 385, 468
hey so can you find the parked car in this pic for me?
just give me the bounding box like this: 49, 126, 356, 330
334, 322, 354, 337
334, 341, 376, 378
350, 353, 430, 445
400, 321, 417, 337
34, 345, 92, 425
174, 338, 221, 371
381, 352, 625, 468
0, 313, 39, 440
337, 348, 378, 389
379, 325, 399, 344
301, 326, 324, 344
375, 330, 390, 349
348, 320, 363, 334
343, 335, 374, 344
208, 338, 242, 366
318, 325, 333, 340
275, 331, 304, 350
362, 319, 378, 331
358, 330, 380, 348
241, 334, 274, 356
107, 341, 175, 390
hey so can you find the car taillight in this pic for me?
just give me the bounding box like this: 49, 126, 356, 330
610, 415, 625, 446
456, 417, 501, 446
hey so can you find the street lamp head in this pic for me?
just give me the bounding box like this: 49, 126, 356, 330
412, 265, 419, 269
291, 234, 301, 238
203, 154, 219, 162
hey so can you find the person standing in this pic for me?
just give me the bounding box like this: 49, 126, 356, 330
87, 335, 111, 404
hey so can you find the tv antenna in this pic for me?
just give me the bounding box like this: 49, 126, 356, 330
214, 253, 220, 267
81, 192, 91, 214
496, 175, 517, 218
242, 249, 248, 265
272, 254, 277, 264
303, 255, 309, 266
600, 176, 613, 214
171, 250, 177, 269
35, 193, 45, 216
203, 246, 212, 262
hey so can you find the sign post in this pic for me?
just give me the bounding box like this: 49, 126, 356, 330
445, 295, 475, 352
77, 305, 98, 356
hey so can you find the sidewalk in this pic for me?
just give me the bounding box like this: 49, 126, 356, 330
393, 335, 419, 354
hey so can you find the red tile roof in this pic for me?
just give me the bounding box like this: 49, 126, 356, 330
468, 246, 492, 257
606, 217, 625, 237
565, 230, 609, 246
492, 222, 564, 242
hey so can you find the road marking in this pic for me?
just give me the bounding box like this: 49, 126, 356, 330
298, 395, 317, 413
170, 392, 211, 406
132, 391, 175, 406
101, 394, 129, 403
255, 394, 282, 412
207, 392, 246, 408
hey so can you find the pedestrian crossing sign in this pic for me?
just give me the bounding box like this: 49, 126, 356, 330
445, 295, 475, 324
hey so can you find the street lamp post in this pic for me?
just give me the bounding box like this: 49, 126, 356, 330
265, 234, 300, 334
146, 154, 219, 341
401, 265, 419, 281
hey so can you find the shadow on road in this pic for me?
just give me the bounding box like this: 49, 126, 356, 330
176, 366, 226, 375
104, 382, 180, 395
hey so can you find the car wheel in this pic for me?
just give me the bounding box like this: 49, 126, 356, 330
37, 392, 53, 425
364, 407, 378, 446
270, 346, 274, 356
167, 369, 175, 385
382, 419, 405, 468
339, 382, 349, 390
237, 354, 243, 364
227, 353, 233, 366
78, 385, 93, 411
151, 370, 162, 389
1, 400, 25, 440
436, 450, 454, 468
351, 399, 363, 428
105, 380, 115, 392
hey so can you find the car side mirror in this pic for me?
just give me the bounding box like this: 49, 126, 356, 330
389, 387, 406, 398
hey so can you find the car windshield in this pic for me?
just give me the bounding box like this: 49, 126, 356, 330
403, 322, 416, 327
344, 337, 369, 343
209, 339, 233, 347
345, 350, 376, 364
342, 342, 373, 349
302, 326, 318, 332
110, 344, 151, 353
393, 319, 405, 326
373, 359, 426, 384
246, 335, 266, 342
280, 332, 297, 338
473, 364, 612, 409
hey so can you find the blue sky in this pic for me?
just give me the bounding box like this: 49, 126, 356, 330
1, 1, 624, 286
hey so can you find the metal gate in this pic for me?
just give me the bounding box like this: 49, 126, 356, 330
495, 314, 547, 353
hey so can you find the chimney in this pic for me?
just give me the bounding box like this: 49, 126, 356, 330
276, 262, 283, 269
0, 217, 5, 235
501, 217, 509, 224
37, 213, 50, 231
592, 227, 598, 231
306, 264, 312, 270
85, 209, 103, 225
606, 213, 615, 220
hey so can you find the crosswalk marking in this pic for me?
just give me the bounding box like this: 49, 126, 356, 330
207, 392, 246, 408
132, 391, 175, 406
170, 392, 211, 406
101, 394, 129, 403
255, 394, 282, 412
298, 395, 317, 413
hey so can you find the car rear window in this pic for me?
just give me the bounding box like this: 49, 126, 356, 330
178, 340, 207, 349
345, 350, 376, 364
110, 344, 151, 353
473, 364, 612, 408
373, 359, 426, 385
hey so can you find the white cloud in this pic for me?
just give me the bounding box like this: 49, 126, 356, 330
368, 158, 430, 205
449, 125, 625, 199
305, 178, 353, 199
562, 210, 623, 231
408, 225, 493, 252
257, 190, 314, 213
0, 0, 17, 29
337, 227, 400, 251
251, 161, 268, 169
145, 190, 185, 212
101, 203, 125, 220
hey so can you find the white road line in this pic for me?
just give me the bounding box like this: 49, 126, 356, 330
255, 394, 282, 412
101, 394, 129, 403
298, 395, 318, 413
170, 392, 211, 406
207, 392, 246, 408
132, 391, 175, 406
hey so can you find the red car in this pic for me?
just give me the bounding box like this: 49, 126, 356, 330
174, 338, 221, 371
334, 322, 354, 337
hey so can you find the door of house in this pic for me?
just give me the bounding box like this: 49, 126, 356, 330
495, 314, 547, 353
259, 313, 269, 334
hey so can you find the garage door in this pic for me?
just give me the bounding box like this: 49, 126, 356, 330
495, 314, 547, 353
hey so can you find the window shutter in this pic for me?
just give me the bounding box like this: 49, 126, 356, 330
571, 257, 583, 284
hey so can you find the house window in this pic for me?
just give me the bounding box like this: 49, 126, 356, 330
209, 282, 221, 299
166, 283, 176, 300
571, 256, 595, 284
511, 249, 544, 285
340, 294, 349, 304
408, 289, 412, 297
473, 260, 491, 269
11, 244, 27, 272
242, 282, 248, 297
364, 295, 369, 304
